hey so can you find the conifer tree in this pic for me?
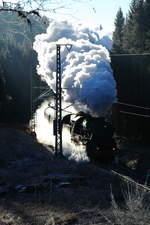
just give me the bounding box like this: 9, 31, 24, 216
112, 7, 125, 53
144, 0, 150, 52
123, 0, 145, 53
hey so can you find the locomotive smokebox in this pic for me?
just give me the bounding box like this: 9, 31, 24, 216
62, 112, 117, 163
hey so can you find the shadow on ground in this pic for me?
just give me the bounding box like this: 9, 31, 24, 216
0, 126, 123, 225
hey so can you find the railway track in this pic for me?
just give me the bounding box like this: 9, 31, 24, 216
110, 168, 150, 192
97, 163, 150, 192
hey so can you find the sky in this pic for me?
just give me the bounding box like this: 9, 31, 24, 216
0, 0, 131, 33
45, 0, 132, 33
78, 0, 131, 31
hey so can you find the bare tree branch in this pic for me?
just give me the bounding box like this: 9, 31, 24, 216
0, 0, 92, 25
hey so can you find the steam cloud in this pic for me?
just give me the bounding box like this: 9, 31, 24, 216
33, 20, 117, 115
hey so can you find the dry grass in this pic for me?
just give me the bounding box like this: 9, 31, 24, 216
0, 126, 149, 225
0, 126, 116, 224
45, 213, 79, 225
111, 182, 150, 225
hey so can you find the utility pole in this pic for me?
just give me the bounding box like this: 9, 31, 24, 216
55, 44, 62, 156
54, 44, 72, 156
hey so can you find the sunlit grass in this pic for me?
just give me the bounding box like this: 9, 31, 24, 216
111, 182, 150, 225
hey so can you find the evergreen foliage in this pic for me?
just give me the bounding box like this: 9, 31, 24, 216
0, 11, 48, 123
144, 0, 150, 51
113, 0, 150, 54
112, 8, 125, 53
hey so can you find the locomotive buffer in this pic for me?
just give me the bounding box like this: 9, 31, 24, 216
54, 44, 72, 156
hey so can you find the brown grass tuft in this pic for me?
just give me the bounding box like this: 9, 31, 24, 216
111, 183, 150, 225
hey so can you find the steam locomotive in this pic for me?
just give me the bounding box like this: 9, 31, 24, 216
62, 112, 117, 163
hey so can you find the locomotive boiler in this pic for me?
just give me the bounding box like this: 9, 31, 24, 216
62, 112, 116, 163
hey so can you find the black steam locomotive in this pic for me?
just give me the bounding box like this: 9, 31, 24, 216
62, 112, 116, 163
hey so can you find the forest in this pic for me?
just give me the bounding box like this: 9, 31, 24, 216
0, 7, 49, 123
112, 0, 150, 54
0, 0, 150, 124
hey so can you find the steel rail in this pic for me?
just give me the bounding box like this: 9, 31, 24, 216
110, 169, 150, 192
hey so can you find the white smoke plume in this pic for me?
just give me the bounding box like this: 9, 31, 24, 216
33, 20, 117, 115
35, 100, 89, 162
